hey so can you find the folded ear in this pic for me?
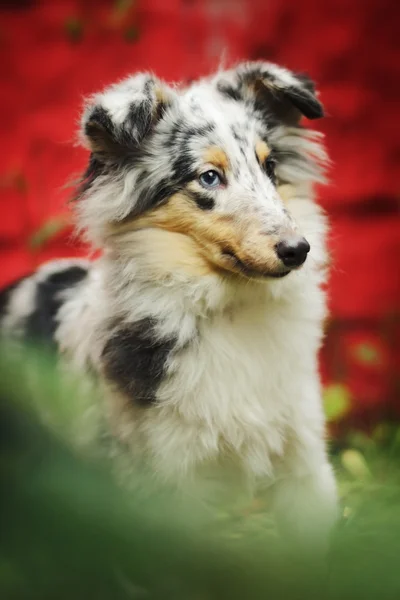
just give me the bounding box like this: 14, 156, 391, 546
213, 61, 324, 123
81, 73, 175, 163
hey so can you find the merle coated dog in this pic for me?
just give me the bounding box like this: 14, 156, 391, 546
0, 62, 338, 549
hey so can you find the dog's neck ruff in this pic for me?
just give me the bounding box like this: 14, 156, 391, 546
81, 242, 325, 488
99, 247, 292, 333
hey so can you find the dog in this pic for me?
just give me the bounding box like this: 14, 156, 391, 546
0, 62, 338, 548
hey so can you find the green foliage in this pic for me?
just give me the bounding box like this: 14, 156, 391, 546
324, 383, 351, 422
124, 26, 140, 42
341, 448, 371, 480
64, 17, 84, 43
353, 341, 381, 365
29, 217, 69, 250
1, 343, 400, 599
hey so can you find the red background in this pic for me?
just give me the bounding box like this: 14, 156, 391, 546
0, 0, 399, 422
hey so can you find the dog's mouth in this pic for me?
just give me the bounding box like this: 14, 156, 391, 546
220, 249, 291, 280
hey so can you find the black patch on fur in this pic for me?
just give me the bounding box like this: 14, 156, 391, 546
171, 152, 198, 184
85, 105, 115, 138
84, 77, 170, 167
216, 82, 242, 102
154, 100, 168, 122
294, 72, 317, 94
85, 106, 121, 159
167, 123, 216, 191
102, 319, 176, 405
0, 276, 26, 320
164, 121, 183, 149
133, 177, 181, 217
187, 190, 215, 211
124, 146, 201, 219
116, 119, 215, 219
74, 153, 107, 201
126, 96, 154, 142
256, 149, 277, 186
165, 121, 215, 151
227, 64, 324, 124
284, 86, 324, 120
149, 177, 180, 207
25, 266, 88, 346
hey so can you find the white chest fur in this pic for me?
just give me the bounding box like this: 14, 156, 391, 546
133, 281, 326, 494
55, 260, 327, 506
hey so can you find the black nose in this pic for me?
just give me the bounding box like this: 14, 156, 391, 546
275, 236, 310, 268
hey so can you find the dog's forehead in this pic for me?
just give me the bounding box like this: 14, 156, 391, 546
177, 83, 262, 146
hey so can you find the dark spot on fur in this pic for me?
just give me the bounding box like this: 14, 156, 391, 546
165, 121, 214, 151
226, 64, 324, 124
85, 105, 115, 139
284, 86, 324, 120
259, 153, 277, 186
171, 152, 197, 184
0, 276, 27, 320
73, 154, 107, 201
119, 120, 216, 218
102, 319, 176, 405
134, 177, 180, 216
164, 121, 183, 149
217, 82, 242, 102
231, 125, 246, 146
294, 73, 317, 94
123, 162, 199, 220
154, 100, 168, 122
126, 96, 154, 142
187, 190, 215, 210
84, 106, 127, 160
24, 266, 88, 346
239, 145, 247, 159
83, 77, 170, 169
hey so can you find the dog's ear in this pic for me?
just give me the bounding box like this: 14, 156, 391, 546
81, 74, 175, 163
214, 62, 323, 123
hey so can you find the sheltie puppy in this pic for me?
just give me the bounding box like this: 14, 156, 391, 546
0, 62, 338, 549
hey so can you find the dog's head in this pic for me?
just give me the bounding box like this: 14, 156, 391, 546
76, 63, 327, 281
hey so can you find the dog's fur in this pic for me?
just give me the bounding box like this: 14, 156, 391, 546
0, 62, 338, 546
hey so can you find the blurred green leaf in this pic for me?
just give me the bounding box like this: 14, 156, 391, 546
124, 25, 139, 42
353, 342, 381, 365
115, 0, 135, 15
324, 383, 351, 422
341, 449, 372, 481
65, 17, 83, 42
29, 216, 69, 250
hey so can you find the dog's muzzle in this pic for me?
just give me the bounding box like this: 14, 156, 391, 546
218, 232, 310, 280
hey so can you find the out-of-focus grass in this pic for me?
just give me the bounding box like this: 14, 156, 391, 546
1, 342, 400, 599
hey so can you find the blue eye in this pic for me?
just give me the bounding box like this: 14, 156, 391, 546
199, 170, 222, 189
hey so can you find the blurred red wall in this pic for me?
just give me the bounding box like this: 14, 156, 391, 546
0, 0, 399, 419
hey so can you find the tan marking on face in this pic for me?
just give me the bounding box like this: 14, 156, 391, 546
135, 228, 214, 277
255, 140, 270, 164
277, 183, 296, 203
203, 146, 229, 171
107, 225, 214, 279
109, 192, 286, 279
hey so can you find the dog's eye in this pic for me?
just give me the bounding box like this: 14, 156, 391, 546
199, 170, 222, 189
264, 156, 277, 184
